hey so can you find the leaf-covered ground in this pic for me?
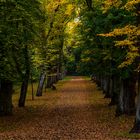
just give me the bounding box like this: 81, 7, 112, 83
0, 76, 139, 140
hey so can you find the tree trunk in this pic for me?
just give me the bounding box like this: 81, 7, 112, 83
104, 76, 111, 98
116, 77, 136, 116
100, 75, 104, 90
18, 45, 30, 107
57, 66, 61, 80
109, 76, 119, 106
36, 72, 46, 96
18, 72, 29, 107
45, 76, 52, 88
91, 74, 95, 81
130, 3, 140, 133
130, 73, 140, 133
0, 80, 13, 116
124, 78, 136, 115
31, 74, 34, 100
103, 76, 107, 94
116, 78, 125, 116
96, 75, 101, 88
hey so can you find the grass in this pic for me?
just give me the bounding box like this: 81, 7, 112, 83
62, 76, 72, 81
12, 76, 72, 106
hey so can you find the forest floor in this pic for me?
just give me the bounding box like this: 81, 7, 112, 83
0, 76, 140, 140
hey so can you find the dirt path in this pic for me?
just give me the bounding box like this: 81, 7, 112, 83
0, 77, 137, 140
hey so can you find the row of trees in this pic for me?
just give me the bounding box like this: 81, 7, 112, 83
71, 0, 140, 133
0, 0, 76, 115
1, 0, 140, 134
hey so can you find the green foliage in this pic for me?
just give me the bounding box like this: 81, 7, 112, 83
1, 0, 139, 81
100, 0, 140, 78
0, 0, 42, 81
69, 0, 140, 79
0, 0, 77, 82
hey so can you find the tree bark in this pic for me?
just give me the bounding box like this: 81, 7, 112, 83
36, 72, 46, 96
104, 76, 111, 98
103, 76, 107, 93
116, 77, 136, 116
130, 73, 140, 133
116, 78, 124, 116
18, 71, 29, 107
31, 74, 34, 100
0, 80, 13, 116
124, 78, 136, 115
96, 75, 101, 88
18, 45, 30, 107
109, 76, 119, 106
100, 75, 104, 90
130, 3, 140, 133
45, 75, 52, 88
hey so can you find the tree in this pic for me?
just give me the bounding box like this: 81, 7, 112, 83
0, 0, 43, 111
35, 0, 76, 96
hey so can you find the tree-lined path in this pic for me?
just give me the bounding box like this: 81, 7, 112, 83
1, 0, 140, 139
0, 77, 136, 140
